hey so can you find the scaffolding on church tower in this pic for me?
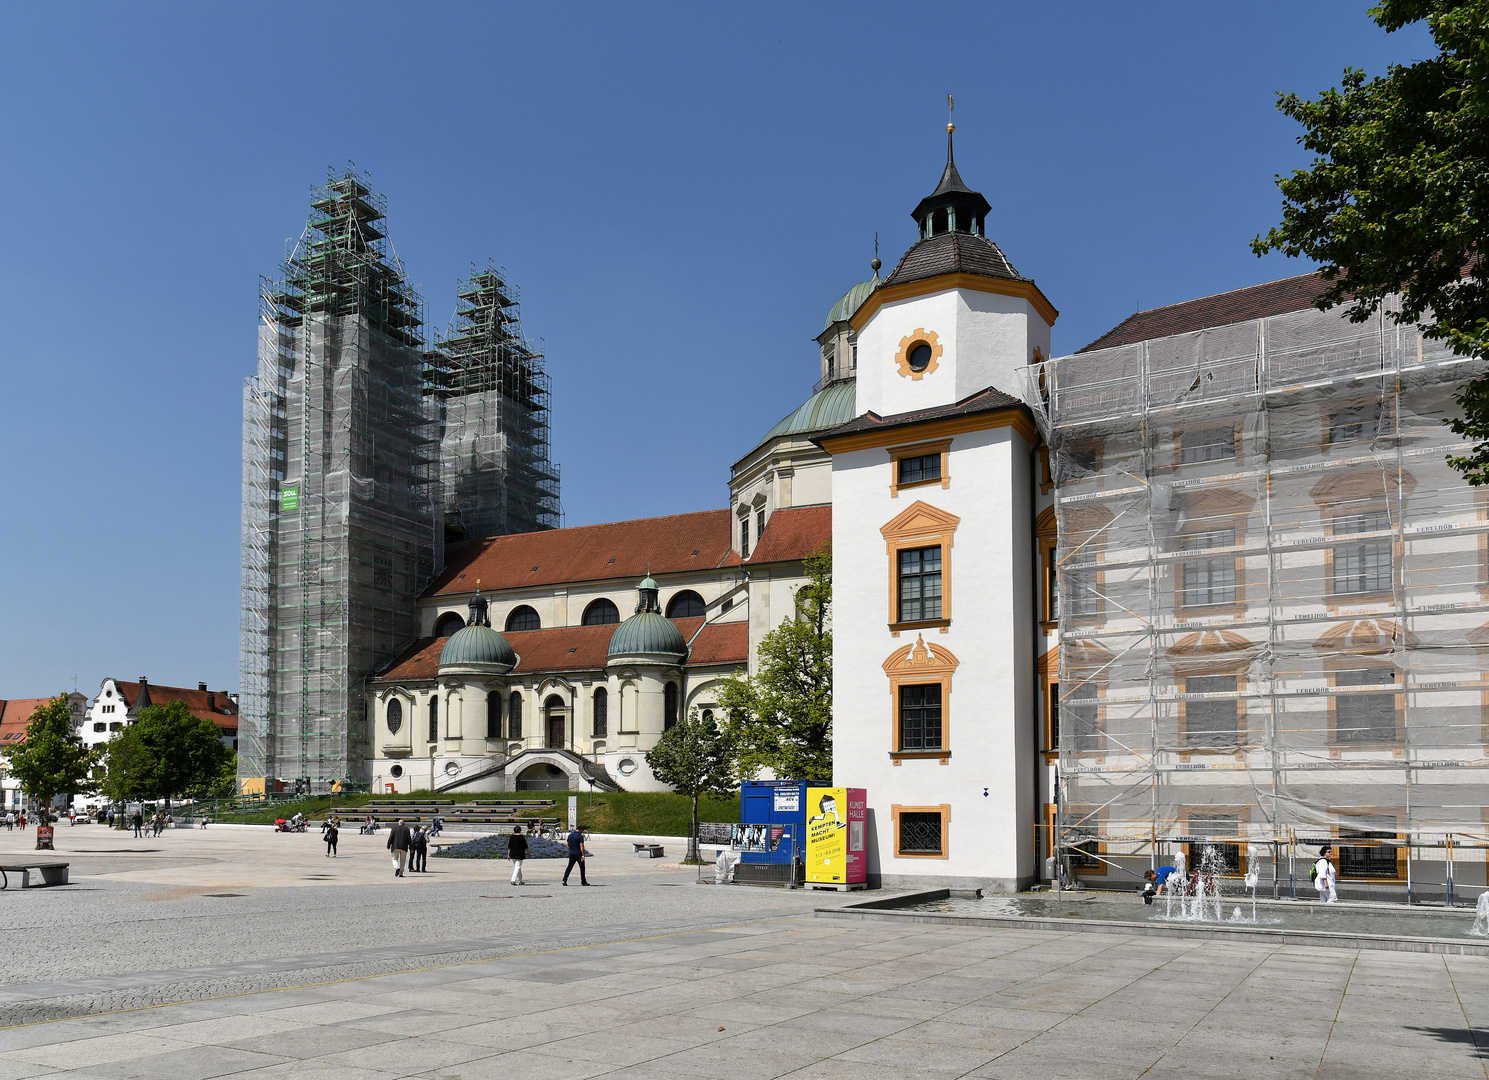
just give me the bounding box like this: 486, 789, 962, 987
1025, 300, 1489, 901
240, 167, 442, 789
425, 263, 561, 538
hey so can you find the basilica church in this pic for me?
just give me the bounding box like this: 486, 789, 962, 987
362, 117, 1468, 895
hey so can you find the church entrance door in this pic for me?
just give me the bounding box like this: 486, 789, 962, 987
545, 696, 565, 749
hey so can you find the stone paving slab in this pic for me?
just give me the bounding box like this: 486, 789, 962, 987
2, 919, 1487, 1079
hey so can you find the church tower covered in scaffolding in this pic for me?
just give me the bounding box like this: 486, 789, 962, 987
241, 171, 562, 789
240, 170, 443, 788
428, 265, 560, 539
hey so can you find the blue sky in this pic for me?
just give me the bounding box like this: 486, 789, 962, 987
0, 3, 1432, 698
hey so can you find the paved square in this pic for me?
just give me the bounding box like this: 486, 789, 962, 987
3, 825, 1488, 1077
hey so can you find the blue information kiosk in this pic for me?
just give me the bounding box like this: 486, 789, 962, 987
734, 780, 814, 886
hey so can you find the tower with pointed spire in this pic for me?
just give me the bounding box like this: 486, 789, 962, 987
845, 120, 1058, 417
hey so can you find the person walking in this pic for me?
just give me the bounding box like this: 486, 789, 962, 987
132, 810, 144, 838
410, 826, 428, 873
387, 818, 412, 877
508, 825, 528, 886
1314, 845, 1339, 903
561, 825, 590, 886
3, 812, 12, 832
325, 819, 339, 858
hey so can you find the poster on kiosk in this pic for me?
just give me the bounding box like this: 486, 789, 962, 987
805, 787, 866, 885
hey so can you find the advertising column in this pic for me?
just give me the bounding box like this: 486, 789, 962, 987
805, 787, 866, 886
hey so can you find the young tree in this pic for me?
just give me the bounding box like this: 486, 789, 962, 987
1252, 1, 1489, 480
645, 708, 736, 861
102, 701, 231, 809
3, 696, 95, 814
716, 546, 832, 781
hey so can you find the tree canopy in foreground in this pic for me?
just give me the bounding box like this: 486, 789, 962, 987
716, 546, 832, 782
1253, 1, 1489, 481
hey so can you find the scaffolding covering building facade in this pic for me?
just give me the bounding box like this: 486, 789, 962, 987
427, 265, 561, 538
1032, 296, 1489, 899
240, 170, 443, 787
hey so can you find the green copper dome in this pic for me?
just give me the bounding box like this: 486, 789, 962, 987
823, 276, 880, 332
440, 624, 517, 670
607, 576, 687, 663
763, 380, 857, 441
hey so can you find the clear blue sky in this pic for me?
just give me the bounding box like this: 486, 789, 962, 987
0, 3, 1431, 698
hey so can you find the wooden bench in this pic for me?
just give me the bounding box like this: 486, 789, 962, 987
0, 861, 69, 889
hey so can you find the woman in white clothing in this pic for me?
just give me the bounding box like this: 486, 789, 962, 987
1314, 845, 1338, 903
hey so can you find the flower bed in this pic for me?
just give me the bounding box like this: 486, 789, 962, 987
433, 834, 570, 859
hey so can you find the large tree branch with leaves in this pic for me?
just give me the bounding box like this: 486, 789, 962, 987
716, 546, 832, 782
1253, 0, 1489, 480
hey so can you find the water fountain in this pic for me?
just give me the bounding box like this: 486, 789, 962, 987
1471, 891, 1489, 936
1159, 844, 1256, 924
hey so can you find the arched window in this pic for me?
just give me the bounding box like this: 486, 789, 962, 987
702, 708, 714, 727
428, 697, 438, 743
435, 611, 465, 638
664, 682, 679, 731
593, 687, 608, 738
486, 691, 502, 738
665, 590, 705, 619
505, 605, 540, 632
582, 598, 620, 625
509, 692, 523, 739
386, 698, 403, 734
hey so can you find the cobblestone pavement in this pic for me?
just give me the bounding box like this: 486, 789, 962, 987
4, 826, 1489, 1077
4, 918, 1489, 1079
0, 824, 854, 1024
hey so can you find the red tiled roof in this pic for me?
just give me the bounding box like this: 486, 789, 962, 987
748, 505, 831, 564
115, 681, 238, 733
1077, 272, 1331, 352
432, 510, 739, 596
0, 698, 56, 745
683, 619, 749, 668
375, 639, 446, 681
374, 618, 750, 682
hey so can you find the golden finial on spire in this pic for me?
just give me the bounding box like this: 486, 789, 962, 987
947, 93, 955, 134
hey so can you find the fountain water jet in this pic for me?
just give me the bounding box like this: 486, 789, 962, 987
1472, 891, 1489, 937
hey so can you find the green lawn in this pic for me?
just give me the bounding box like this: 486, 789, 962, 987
179, 790, 740, 835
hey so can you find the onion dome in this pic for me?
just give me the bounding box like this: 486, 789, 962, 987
607, 576, 687, 664
823, 276, 880, 333
439, 588, 517, 672
762, 380, 857, 441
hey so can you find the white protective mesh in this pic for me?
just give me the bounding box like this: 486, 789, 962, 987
1031, 301, 1489, 897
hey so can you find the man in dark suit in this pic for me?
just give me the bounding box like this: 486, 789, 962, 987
387, 819, 413, 877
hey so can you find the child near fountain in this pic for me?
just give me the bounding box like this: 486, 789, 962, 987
1140, 864, 1178, 905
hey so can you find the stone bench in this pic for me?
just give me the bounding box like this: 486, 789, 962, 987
633, 844, 665, 859
0, 861, 70, 889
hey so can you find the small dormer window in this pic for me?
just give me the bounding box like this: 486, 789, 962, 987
908, 344, 933, 372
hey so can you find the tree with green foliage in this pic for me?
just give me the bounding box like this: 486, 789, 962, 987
1253, 0, 1489, 480
3, 696, 95, 813
716, 547, 832, 782
645, 708, 736, 861
100, 700, 231, 809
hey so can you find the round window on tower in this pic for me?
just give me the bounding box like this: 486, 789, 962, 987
894, 329, 942, 381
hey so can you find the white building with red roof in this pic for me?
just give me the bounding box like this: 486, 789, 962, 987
83, 677, 238, 752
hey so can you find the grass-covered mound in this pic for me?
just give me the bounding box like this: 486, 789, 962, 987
433, 834, 570, 859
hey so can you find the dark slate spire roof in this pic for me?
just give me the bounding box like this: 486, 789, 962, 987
883, 231, 1027, 289
911, 125, 992, 231
884, 123, 1025, 291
